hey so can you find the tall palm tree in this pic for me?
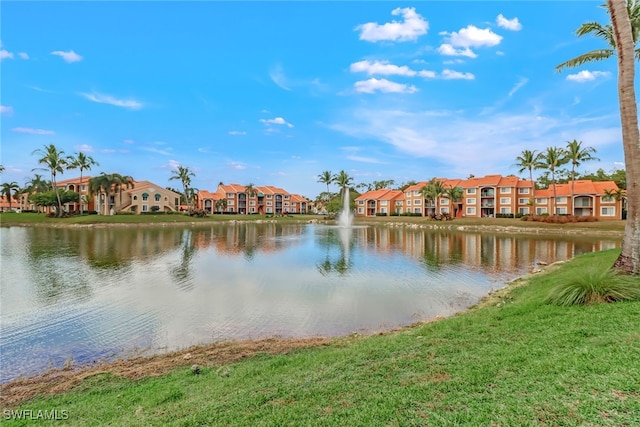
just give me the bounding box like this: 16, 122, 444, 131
0, 165, 4, 174
540, 147, 569, 215
565, 140, 599, 215
170, 166, 195, 211
88, 173, 111, 215
0, 181, 20, 211
556, 0, 640, 71
333, 170, 353, 199
67, 152, 99, 214
444, 185, 464, 217
317, 170, 334, 195
114, 174, 134, 209
32, 144, 68, 217
514, 149, 543, 213
216, 198, 227, 214
88, 173, 130, 215
607, 0, 640, 274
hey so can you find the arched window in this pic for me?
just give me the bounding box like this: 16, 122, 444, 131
155, 193, 161, 202
133, 195, 138, 200
142, 193, 149, 201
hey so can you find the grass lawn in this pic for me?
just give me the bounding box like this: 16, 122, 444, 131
2, 249, 639, 426
0, 212, 626, 235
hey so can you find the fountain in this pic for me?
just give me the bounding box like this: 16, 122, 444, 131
337, 186, 353, 228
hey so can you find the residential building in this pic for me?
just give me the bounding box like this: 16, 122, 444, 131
201, 183, 309, 215
355, 189, 404, 216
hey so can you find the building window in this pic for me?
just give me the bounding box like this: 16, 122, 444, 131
601, 196, 614, 203
133, 195, 138, 201
500, 187, 512, 194
142, 204, 148, 212
381, 208, 387, 214
535, 198, 547, 204
413, 190, 420, 196
414, 208, 421, 214
601, 206, 615, 216
500, 207, 511, 214
536, 207, 548, 215
250, 207, 255, 213
250, 201, 256, 206
466, 198, 476, 205
440, 207, 449, 214
154, 194, 161, 202
267, 207, 273, 213
413, 199, 421, 205
226, 193, 234, 198
380, 200, 388, 206
440, 198, 449, 205
228, 200, 234, 206
142, 193, 149, 201
556, 197, 567, 204
266, 194, 273, 199
267, 201, 272, 206
358, 200, 364, 205
519, 207, 530, 215
518, 188, 530, 194
556, 207, 567, 214
466, 207, 476, 215
518, 198, 530, 204
466, 188, 476, 194
500, 197, 511, 204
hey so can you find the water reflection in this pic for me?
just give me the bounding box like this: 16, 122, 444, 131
0, 223, 620, 382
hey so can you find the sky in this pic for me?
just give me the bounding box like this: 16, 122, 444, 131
0, 1, 630, 199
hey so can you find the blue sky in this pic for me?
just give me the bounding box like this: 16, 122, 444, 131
0, 1, 628, 198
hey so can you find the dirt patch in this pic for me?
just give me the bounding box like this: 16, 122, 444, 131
0, 336, 333, 408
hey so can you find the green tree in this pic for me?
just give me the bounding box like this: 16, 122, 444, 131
444, 185, 464, 217
32, 144, 68, 217
565, 140, 599, 215
333, 170, 354, 203
215, 198, 227, 213
170, 166, 195, 211
607, 0, 640, 274
1, 181, 20, 211
556, 0, 640, 71
514, 149, 543, 211
422, 178, 447, 217
540, 147, 569, 215
67, 152, 99, 214
317, 170, 334, 194
88, 173, 131, 215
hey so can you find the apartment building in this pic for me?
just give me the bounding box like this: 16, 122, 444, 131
354, 175, 622, 220
200, 183, 309, 215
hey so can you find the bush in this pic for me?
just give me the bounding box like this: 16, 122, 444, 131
546, 268, 640, 306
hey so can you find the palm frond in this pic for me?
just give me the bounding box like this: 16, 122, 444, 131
555, 49, 615, 71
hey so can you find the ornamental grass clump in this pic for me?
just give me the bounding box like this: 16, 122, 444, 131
546, 267, 640, 306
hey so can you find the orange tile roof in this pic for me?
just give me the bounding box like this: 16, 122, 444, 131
356, 189, 403, 201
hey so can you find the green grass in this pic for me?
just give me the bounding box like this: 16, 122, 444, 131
3, 249, 639, 426
0, 212, 626, 235
546, 267, 640, 305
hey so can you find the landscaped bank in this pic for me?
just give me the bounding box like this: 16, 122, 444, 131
2, 249, 639, 426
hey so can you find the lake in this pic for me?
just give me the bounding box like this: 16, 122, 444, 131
0, 222, 620, 383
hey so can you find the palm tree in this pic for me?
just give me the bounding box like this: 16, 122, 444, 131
1, 181, 20, 211
565, 140, 599, 215
444, 185, 464, 217
540, 147, 569, 215
420, 179, 446, 217
25, 174, 50, 193
317, 170, 334, 194
333, 170, 353, 201
67, 152, 99, 215
514, 149, 543, 214
556, 0, 640, 71
216, 198, 227, 214
0, 165, 4, 174
88, 173, 130, 215
607, 0, 640, 274
32, 144, 68, 217
170, 166, 195, 211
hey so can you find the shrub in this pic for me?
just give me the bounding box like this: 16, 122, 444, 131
546, 268, 640, 306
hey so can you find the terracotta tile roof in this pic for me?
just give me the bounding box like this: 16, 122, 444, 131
356, 189, 403, 201
196, 190, 219, 200
404, 181, 428, 192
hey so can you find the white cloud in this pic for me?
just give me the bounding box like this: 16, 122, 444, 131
0, 105, 13, 115
356, 7, 428, 42
418, 70, 437, 79
123, 139, 135, 144
269, 64, 291, 91
442, 69, 475, 80
0, 50, 13, 60
566, 70, 611, 82
350, 60, 417, 76
12, 127, 55, 135
439, 25, 502, 58
51, 50, 82, 63
260, 117, 294, 128
228, 130, 247, 135
354, 78, 418, 94
141, 146, 172, 156
508, 77, 529, 96
74, 144, 95, 152
437, 43, 478, 58
18, 52, 29, 60
496, 14, 522, 31
228, 161, 247, 170
80, 92, 143, 110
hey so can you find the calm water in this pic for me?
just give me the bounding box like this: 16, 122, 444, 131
0, 223, 620, 382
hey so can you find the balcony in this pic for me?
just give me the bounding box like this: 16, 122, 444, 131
480, 190, 495, 197
481, 201, 495, 208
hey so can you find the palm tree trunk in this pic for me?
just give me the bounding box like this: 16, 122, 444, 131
608, 0, 640, 274
529, 168, 536, 215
